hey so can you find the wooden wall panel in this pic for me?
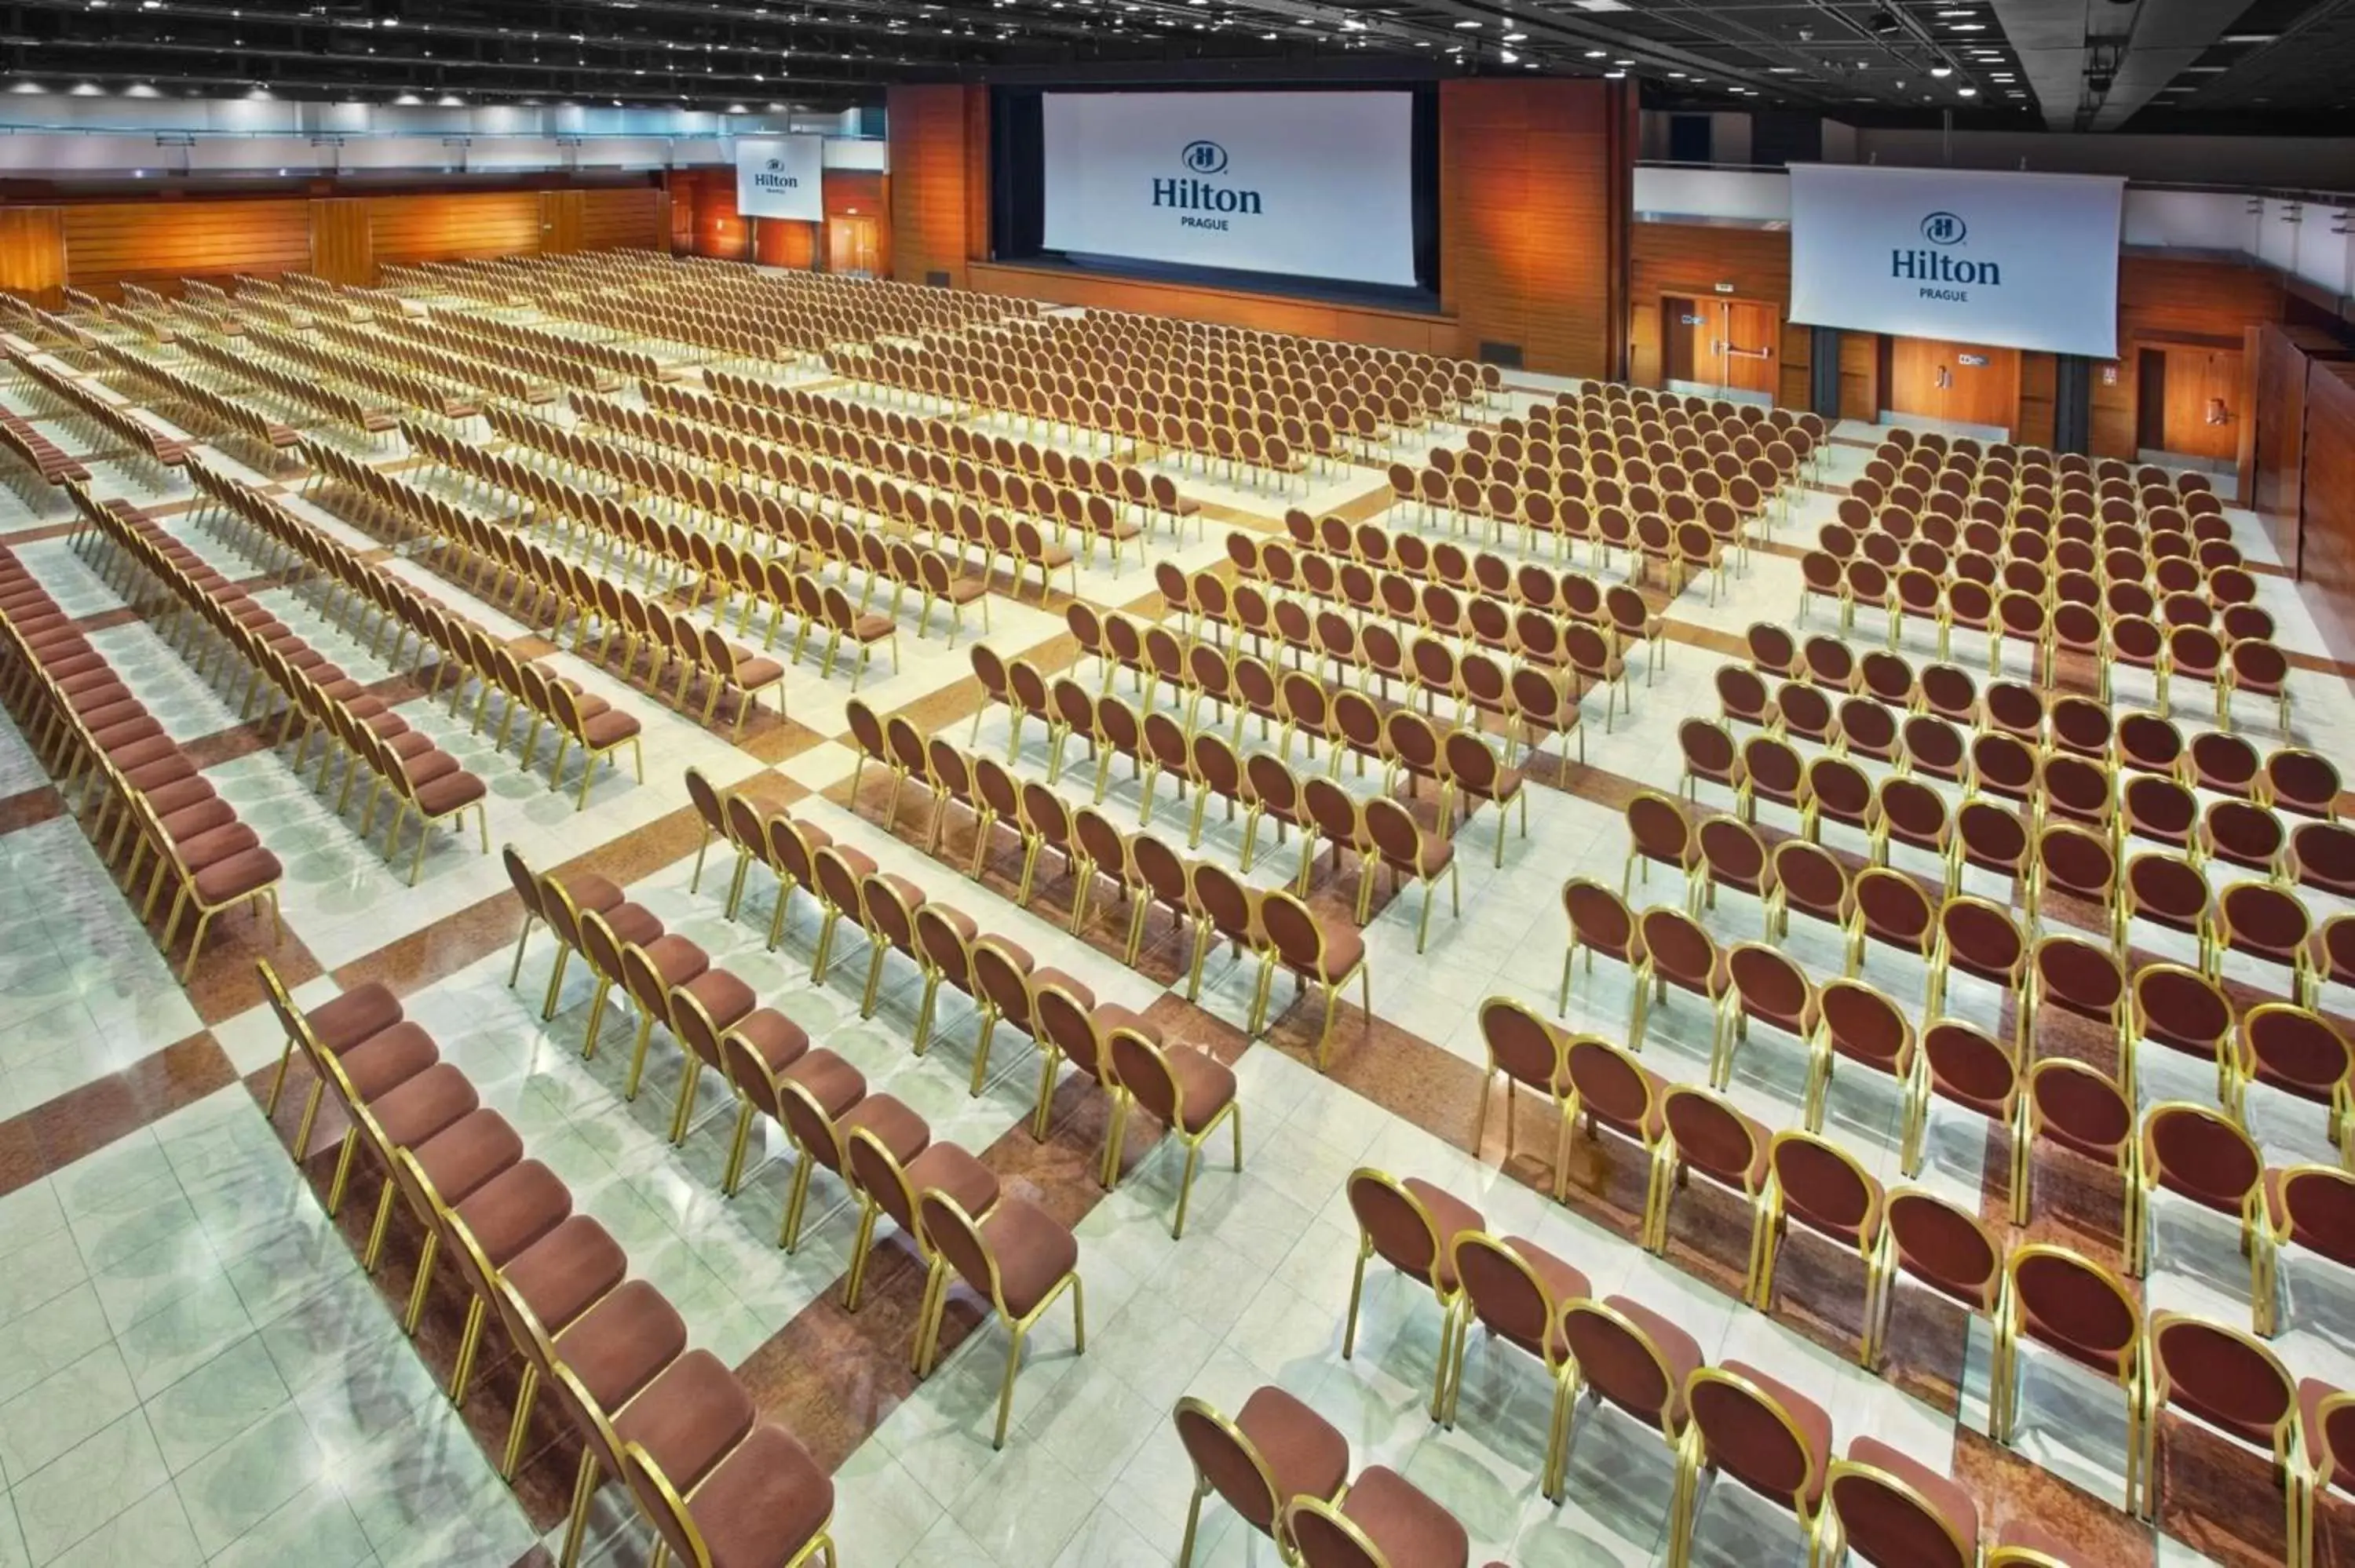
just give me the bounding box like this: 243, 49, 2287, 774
889, 83, 980, 290
0, 208, 66, 307
577, 188, 659, 252
754, 218, 819, 270
1440, 78, 1629, 377
2298, 363, 2355, 664
2090, 355, 2136, 457
966, 262, 1458, 355
2017, 352, 2057, 450
367, 193, 539, 268
1631, 224, 1791, 310
309, 198, 374, 286
539, 190, 584, 256
2155, 344, 2243, 461
1778, 322, 1813, 411
63, 199, 309, 295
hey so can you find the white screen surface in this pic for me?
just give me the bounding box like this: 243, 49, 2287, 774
1039, 91, 1418, 288
1788, 163, 2125, 359
736, 136, 824, 221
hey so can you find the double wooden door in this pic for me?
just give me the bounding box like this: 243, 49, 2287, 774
1662, 297, 1780, 398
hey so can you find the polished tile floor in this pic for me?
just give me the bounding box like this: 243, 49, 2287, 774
0, 299, 2342, 1568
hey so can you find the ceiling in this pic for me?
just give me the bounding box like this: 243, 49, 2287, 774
0, 0, 2349, 131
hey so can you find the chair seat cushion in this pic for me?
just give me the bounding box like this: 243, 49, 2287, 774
1164, 1045, 1238, 1129
980, 1196, 1079, 1318
191, 846, 282, 903
413, 769, 487, 818
783, 1048, 867, 1121
503, 1214, 628, 1334
564, 873, 629, 915
841, 1092, 929, 1168
641, 934, 711, 989
727, 1008, 809, 1075
1340, 1466, 1468, 1568
1400, 1178, 1484, 1292
411, 1108, 524, 1208
678, 1424, 834, 1568
901, 1143, 999, 1225
1233, 1384, 1349, 1515
309, 983, 403, 1055
554, 1278, 689, 1412
603, 901, 665, 949
681, 967, 757, 1031
454, 1158, 573, 1267
612, 1349, 756, 1497
368, 1060, 480, 1152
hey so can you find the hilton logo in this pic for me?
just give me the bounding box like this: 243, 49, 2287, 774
1154, 140, 1261, 229
750, 155, 801, 192
1893, 209, 1998, 300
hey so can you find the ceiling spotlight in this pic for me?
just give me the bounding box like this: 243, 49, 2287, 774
1957, 86, 1977, 96
1930, 64, 1952, 77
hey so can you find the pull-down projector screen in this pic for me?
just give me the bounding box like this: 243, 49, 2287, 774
1040, 91, 1418, 288
1789, 163, 2126, 360
735, 136, 824, 221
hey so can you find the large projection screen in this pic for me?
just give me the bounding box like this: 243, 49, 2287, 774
1788, 164, 2125, 359
735, 136, 825, 221
1040, 91, 1418, 289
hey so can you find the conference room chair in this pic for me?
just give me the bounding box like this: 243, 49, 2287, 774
1754, 1131, 1888, 1359
1823, 1435, 1981, 1568
1441, 1230, 1591, 1489
1342, 1168, 1482, 1420
2140, 1313, 2300, 1553
1102, 1023, 1241, 1238
1171, 1388, 1351, 1568
913, 1187, 1085, 1449
2134, 1101, 2266, 1297
1657, 1084, 1773, 1282
1675, 1364, 1833, 1568
1992, 1245, 2145, 1508
1556, 1295, 1705, 1510
1867, 1187, 2002, 1375
619, 1414, 837, 1568
841, 1121, 999, 1315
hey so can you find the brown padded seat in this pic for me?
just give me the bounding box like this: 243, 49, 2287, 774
1232, 1386, 1349, 1518
1400, 1177, 1483, 1291
613, 1348, 757, 1496
307, 983, 403, 1053
876, 871, 928, 911
639, 934, 711, 988
502, 1214, 630, 1334
338, 1023, 444, 1103
192, 847, 283, 903
368, 1060, 481, 1151
669, 1423, 834, 1568
975, 1195, 1081, 1316
564, 872, 630, 913
1334, 1465, 1469, 1568
783, 1048, 865, 1119
414, 770, 487, 816
408, 1107, 524, 1209
727, 1008, 809, 1074
901, 1143, 999, 1222
454, 1158, 573, 1264
838, 1092, 928, 1168
1163, 1045, 1239, 1125
678, 967, 757, 1028
602, 902, 665, 949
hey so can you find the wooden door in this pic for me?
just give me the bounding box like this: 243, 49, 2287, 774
1719, 300, 1780, 397
538, 190, 583, 255
827, 216, 880, 277
2157, 344, 2242, 461
1662, 297, 1700, 385
1888, 337, 2019, 430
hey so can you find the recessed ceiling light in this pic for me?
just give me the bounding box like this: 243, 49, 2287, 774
1957, 86, 1977, 96
2222, 33, 2276, 42
1572, 0, 1630, 9
1584, 48, 1605, 57
1604, 69, 1626, 78
1930, 64, 1952, 77
1769, 66, 1798, 74
1452, 19, 1480, 27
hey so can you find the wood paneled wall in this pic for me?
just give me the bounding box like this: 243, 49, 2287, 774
2298, 362, 2355, 664
63, 198, 309, 294
1440, 78, 1630, 377
0, 209, 65, 306
2248, 323, 2353, 571
965, 261, 1459, 355
367, 192, 540, 270
755, 219, 818, 270
576, 188, 662, 253
888, 84, 984, 290
2017, 352, 2057, 449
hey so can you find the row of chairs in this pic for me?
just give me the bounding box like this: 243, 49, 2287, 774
180, 458, 647, 811
1342, 1164, 2096, 1566
0, 542, 285, 978
239, 322, 480, 428
70, 485, 492, 884
258, 959, 841, 1568
309, 312, 558, 407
